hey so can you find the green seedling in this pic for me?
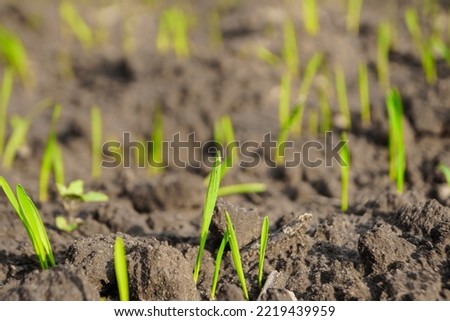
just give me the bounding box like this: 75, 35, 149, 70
59, 1, 94, 50
258, 216, 269, 289
438, 164, 450, 186
431, 35, 450, 66
335, 65, 351, 129
157, 7, 191, 58
40, 105, 65, 202
148, 106, 165, 175
210, 230, 229, 300
91, 106, 103, 179
386, 88, 406, 193
275, 103, 304, 164
225, 211, 249, 300
303, 0, 320, 36
358, 62, 371, 125
340, 132, 350, 211
405, 8, 437, 84
55, 179, 108, 232
377, 22, 392, 89
317, 81, 332, 133
0, 26, 31, 86
283, 19, 299, 76
256, 47, 280, 66
217, 183, 266, 197
299, 53, 323, 103
0, 68, 14, 157
346, 0, 363, 34
279, 73, 292, 129
114, 237, 129, 301
0, 177, 55, 269
193, 154, 222, 283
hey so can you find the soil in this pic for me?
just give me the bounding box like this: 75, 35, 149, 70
1, 0, 450, 301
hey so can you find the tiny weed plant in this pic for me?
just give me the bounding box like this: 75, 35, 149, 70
157, 7, 191, 58
258, 216, 269, 289
346, 0, 363, 34
386, 88, 406, 193
303, 0, 320, 36
114, 236, 129, 301
210, 230, 229, 300
225, 211, 249, 300
0, 26, 31, 86
40, 105, 65, 202
91, 106, 103, 179
55, 179, 108, 232
0, 68, 14, 157
0, 177, 55, 269
335, 65, 351, 129
340, 132, 350, 211
438, 164, 450, 186
217, 183, 266, 197
283, 19, 299, 76
193, 154, 222, 283
148, 106, 164, 175
377, 22, 392, 89
60, 1, 94, 50
358, 62, 371, 125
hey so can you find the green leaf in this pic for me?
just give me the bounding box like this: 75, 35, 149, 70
210, 231, 229, 300
218, 183, 266, 197
81, 191, 109, 202
67, 180, 84, 196
258, 216, 269, 289
55, 216, 78, 232
114, 237, 129, 301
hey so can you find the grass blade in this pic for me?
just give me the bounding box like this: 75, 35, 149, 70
258, 216, 269, 289
303, 0, 320, 36
377, 22, 391, 89
2, 116, 30, 169
225, 211, 249, 300
210, 231, 229, 300
438, 164, 450, 186
279, 73, 291, 129
193, 154, 222, 283
91, 106, 102, 179
0, 26, 31, 85
283, 19, 299, 76
358, 62, 371, 125
347, 0, 363, 34
276, 103, 304, 164
217, 183, 266, 197
0, 68, 14, 157
340, 132, 350, 211
114, 237, 129, 301
335, 65, 351, 129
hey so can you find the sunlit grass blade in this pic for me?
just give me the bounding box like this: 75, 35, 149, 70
283, 19, 299, 76
308, 109, 319, 136
0, 68, 14, 157
318, 85, 332, 133
91, 106, 102, 179
256, 48, 280, 65
299, 53, 323, 103
276, 103, 304, 164
377, 22, 391, 89
358, 62, 371, 125
3, 115, 30, 169
60, 1, 93, 50
210, 231, 229, 300
386, 88, 405, 193
438, 164, 450, 186
225, 211, 249, 300
193, 154, 222, 283
335, 65, 351, 129
279, 73, 292, 129
114, 237, 129, 301
218, 183, 266, 197
346, 0, 363, 34
148, 106, 164, 175
303, 0, 320, 36
258, 216, 269, 289
340, 132, 350, 211
157, 7, 191, 58
0, 26, 31, 86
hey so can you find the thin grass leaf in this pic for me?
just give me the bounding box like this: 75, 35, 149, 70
283, 19, 299, 76
210, 231, 229, 300
91, 106, 102, 179
2, 115, 30, 169
299, 53, 323, 102
276, 103, 304, 164
114, 237, 129, 301
258, 216, 269, 289
0, 176, 20, 214
279, 73, 292, 129
340, 132, 350, 211
335, 65, 351, 129
208, 10, 223, 49
303, 0, 320, 36
225, 211, 249, 300
377, 22, 391, 89
0, 26, 31, 85
149, 106, 164, 175
0, 68, 14, 157
193, 154, 222, 283
256, 48, 280, 65
438, 164, 450, 186
358, 62, 371, 125
347, 0, 363, 34
218, 183, 266, 197
60, 1, 94, 50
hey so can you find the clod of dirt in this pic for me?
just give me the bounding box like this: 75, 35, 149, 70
129, 172, 204, 213
258, 288, 297, 301
358, 224, 415, 274
65, 234, 199, 300
97, 202, 151, 236
0, 266, 99, 300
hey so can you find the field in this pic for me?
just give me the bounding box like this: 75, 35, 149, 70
0, 0, 450, 300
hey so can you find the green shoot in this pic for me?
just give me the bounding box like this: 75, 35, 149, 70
39, 105, 65, 202
299, 53, 324, 103
210, 230, 229, 300
193, 154, 222, 283
377, 22, 392, 89
91, 106, 102, 179
335, 65, 351, 129
346, 0, 363, 34
2, 115, 30, 169
157, 7, 191, 58
358, 62, 371, 125
303, 0, 320, 36
386, 88, 406, 193
318, 82, 332, 133
340, 132, 350, 211
283, 19, 299, 76
405, 8, 437, 84
275, 103, 304, 164
0, 26, 31, 86
256, 47, 280, 66
59, 1, 94, 50
114, 237, 129, 301
225, 211, 249, 300
55, 179, 108, 232
148, 106, 164, 175
438, 164, 450, 186
217, 183, 266, 197
308, 109, 319, 136
0, 68, 14, 157
279, 73, 292, 129
0, 177, 55, 269
258, 216, 269, 289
